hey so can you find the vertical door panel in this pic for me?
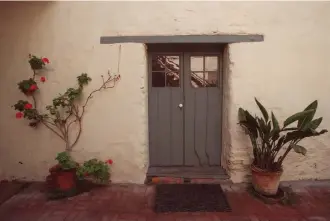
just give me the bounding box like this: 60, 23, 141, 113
148, 89, 159, 166
184, 53, 222, 167
183, 88, 197, 166
148, 54, 184, 166
157, 89, 172, 165
170, 88, 184, 165
205, 88, 221, 166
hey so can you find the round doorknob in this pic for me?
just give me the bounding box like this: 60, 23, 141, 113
178, 103, 183, 108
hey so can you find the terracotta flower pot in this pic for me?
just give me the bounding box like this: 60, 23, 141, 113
251, 164, 283, 196
56, 169, 77, 191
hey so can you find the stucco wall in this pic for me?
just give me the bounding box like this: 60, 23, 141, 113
0, 2, 329, 183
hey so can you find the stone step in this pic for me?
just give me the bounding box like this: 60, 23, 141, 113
145, 176, 230, 185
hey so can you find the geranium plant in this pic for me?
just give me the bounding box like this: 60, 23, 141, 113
13, 54, 120, 152
77, 158, 113, 184
53, 152, 113, 184
14, 54, 120, 197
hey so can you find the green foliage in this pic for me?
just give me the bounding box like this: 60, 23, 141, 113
297, 100, 317, 129
13, 100, 29, 112
17, 78, 37, 94
55, 152, 77, 170
238, 99, 327, 172
255, 98, 269, 122
29, 55, 44, 70
77, 73, 92, 88
289, 144, 307, 156
23, 108, 39, 120
13, 54, 119, 169
283, 109, 315, 128
76, 159, 110, 183
45, 73, 92, 122
13, 100, 41, 122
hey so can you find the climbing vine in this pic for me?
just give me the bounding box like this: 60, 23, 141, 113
13, 54, 120, 152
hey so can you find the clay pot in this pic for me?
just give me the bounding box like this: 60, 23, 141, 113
251, 164, 283, 196
55, 169, 77, 191
48, 165, 77, 191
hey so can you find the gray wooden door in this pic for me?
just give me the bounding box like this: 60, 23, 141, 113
148, 50, 222, 167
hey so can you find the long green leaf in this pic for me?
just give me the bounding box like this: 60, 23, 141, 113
238, 108, 246, 122
271, 112, 280, 131
244, 110, 259, 137
290, 144, 307, 156
302, 117, 323, 131
283, 109, 315, 128
270, 112, 280, 141
297, 100, 318, 129
255, 98, 269, 122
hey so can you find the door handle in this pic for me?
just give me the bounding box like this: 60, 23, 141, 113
178, 103, 183, 109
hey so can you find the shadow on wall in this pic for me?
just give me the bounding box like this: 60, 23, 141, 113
0, 1, 56, 76
221, 45, 232, 172
0, 1, 55, 16
0, 1, 55, 35
221, 45, 253, 182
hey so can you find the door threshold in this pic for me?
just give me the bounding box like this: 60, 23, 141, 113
147, 166, 229, 179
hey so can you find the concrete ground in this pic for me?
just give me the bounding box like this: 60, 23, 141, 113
0, 180, 329, 221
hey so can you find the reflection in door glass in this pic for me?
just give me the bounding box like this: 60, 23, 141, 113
152, 55, 180, 87
190, 56, 218, 88
205, 56, 218, 71
166, 71, 180, 87
152, 72, 165, 87
190, 56, 203, 71
205, 72, 218, 87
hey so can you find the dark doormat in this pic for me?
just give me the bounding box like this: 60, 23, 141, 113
154, 184, 231, 213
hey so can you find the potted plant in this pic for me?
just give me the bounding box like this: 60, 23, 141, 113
46, 152, 78, 196
13, 54, 120, 198
46, 152, 114, 198
77, 158, 113, 185
238, 98, 327, 196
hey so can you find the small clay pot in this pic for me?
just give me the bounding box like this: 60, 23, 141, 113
55, 169, 77, 191
251, 164, 283, 196
48, 165, 77, 191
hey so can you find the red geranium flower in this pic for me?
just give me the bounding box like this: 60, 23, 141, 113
40, 76, 46, 82
24, 103, 32, 109
29, 84, 38, 92
42, 57, 50, 64
106, 159, 113, 165
16, 112, 23, 119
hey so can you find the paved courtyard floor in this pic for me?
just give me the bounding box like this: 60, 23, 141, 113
0, 180, 329, 221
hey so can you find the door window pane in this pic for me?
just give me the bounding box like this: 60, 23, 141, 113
166, 71, 180, 87
190, 56, 218, 88
205, 71, 218, 87
152, 55, 180, 87
191, 72, 204, 88
190, 56, 203, 71
152, 72, 165, 87
205, 56, 218, 71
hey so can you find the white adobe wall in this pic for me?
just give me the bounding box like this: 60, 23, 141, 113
0, 2, 329, 183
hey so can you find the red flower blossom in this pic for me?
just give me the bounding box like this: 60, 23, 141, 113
24, 103, 32, 109
16, 112, 23, 119
106, 159, 113, 165
40, 76, 46, 82
42, 57, 50, 64
84, 172, 89, 177
29, 84, 38, 92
